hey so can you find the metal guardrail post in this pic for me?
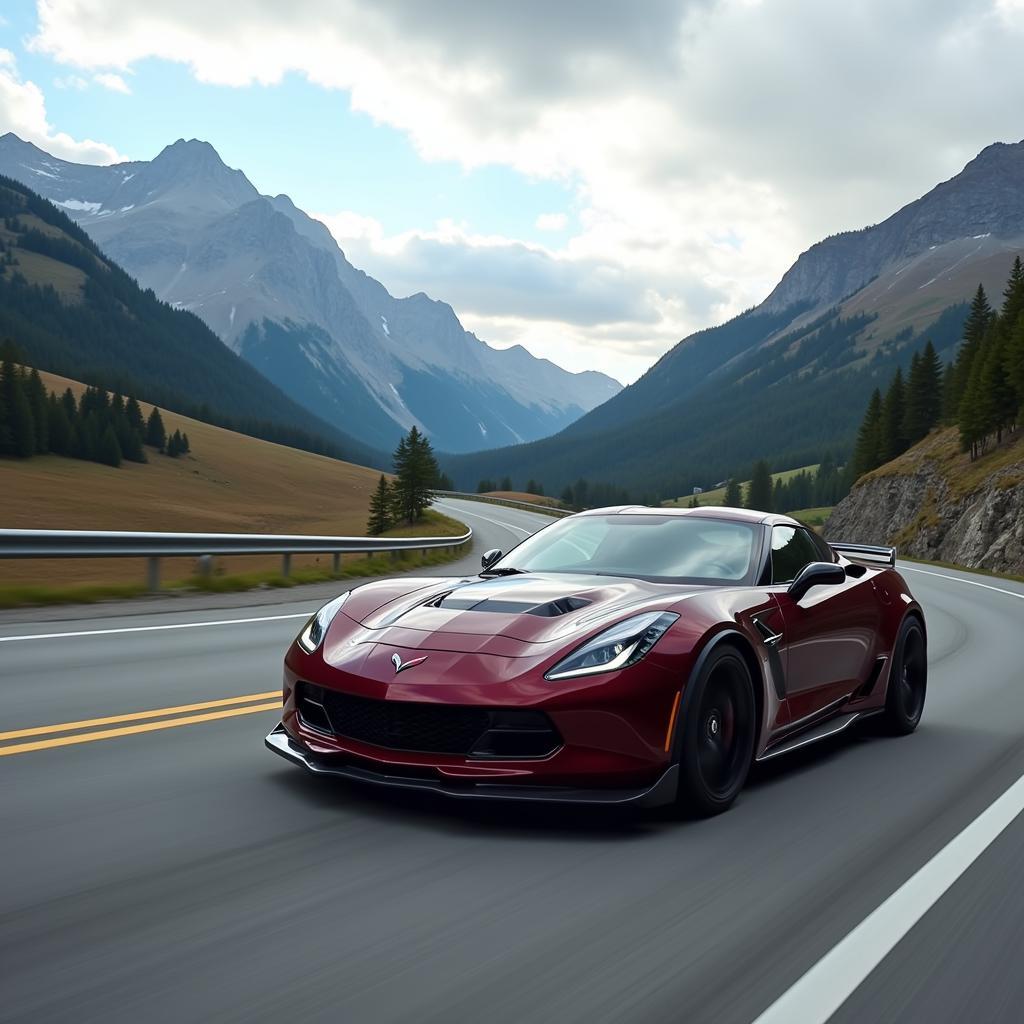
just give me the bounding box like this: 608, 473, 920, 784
332, 552, 341, 574
147, 556, 160, 593
282, 553, 291, 578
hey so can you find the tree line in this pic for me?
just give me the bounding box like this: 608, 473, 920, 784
851, 256, 1024, 473
366, 426, 441, 535
0, 349, 192, 468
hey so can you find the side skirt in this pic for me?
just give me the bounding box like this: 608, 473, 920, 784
756, 709, 882, 763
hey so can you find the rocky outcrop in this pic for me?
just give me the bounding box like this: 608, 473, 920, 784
825, 430, 1024, 574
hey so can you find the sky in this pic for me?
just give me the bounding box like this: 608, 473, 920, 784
1, 0, 1024, 384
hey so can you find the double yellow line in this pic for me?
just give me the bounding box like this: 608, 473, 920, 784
0, 691, 281, 757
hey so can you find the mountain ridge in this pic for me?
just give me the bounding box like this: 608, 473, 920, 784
0, 132, 621, 454
444, 140, 1024, 496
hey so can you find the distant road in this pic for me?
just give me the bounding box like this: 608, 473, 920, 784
3, 498, 1024, 1022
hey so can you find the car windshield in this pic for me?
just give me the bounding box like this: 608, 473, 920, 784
493, 514, 758, 584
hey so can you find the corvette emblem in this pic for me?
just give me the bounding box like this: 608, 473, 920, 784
391, 653, 427, 674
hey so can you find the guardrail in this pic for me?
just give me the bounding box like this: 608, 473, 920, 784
0, 527, 473, 592
434, 490, 571, 517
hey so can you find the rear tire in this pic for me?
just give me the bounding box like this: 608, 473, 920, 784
676, 646, 756, 816
882, 617, 927, 736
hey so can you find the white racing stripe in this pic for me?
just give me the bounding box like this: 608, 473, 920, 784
0, 611, 312, 644
754, 563, 1024, 1023
433, 500, 535, 537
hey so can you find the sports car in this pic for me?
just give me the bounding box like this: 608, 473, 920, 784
266, 505, 926, 814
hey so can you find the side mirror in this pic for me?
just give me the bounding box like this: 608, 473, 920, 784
788, 561, 846, 602
481, 548, 503, 570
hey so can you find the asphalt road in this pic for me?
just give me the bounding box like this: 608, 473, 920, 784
2, 497, 1024, 1023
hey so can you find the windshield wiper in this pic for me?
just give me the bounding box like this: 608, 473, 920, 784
480, 566, 530, 576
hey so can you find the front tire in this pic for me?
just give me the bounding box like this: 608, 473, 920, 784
676, 646, 756, 816
882, 616, 927, 735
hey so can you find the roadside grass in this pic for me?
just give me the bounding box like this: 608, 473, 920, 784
787, 506, 834, 528
0, 367, 390, 589
0, 511, 470, 609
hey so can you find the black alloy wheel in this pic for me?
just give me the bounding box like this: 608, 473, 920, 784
676, 646, 756, 816
883, 617, 927, 735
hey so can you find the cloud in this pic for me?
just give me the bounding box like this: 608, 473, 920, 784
25, 0, 1024, 379
93, 71, 131, 93
535, 212, 568, 231
0, 50, 122, 163
53, 74, 88, 90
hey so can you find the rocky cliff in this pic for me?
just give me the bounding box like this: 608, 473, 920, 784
825, 427, 1024, 574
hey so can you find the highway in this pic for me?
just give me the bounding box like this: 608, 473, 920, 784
2, 496, 1024, 1023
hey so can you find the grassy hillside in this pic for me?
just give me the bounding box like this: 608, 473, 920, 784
0, 173, 382, 469
662, 463, 820, 507
0, 369, 462, 593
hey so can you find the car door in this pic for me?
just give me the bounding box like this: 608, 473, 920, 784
770, 525, 881, 723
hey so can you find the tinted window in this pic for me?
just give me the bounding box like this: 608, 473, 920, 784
771, 526, 820, 584
808, 529, 835, 563
493, 514, 758, 583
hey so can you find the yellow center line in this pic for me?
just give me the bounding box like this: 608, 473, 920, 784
0, 702, 282, 757
0, 691, 280, 742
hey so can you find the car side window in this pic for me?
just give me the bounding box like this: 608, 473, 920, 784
771, 526, 820, 584
808, 528, 835, 563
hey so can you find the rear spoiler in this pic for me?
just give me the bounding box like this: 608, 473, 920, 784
829, 542, 896, 568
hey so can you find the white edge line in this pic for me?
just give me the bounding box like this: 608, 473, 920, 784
900, 564, 1024, 600
0, 611, 313, 643
433, 500, 533, 537
752, 768, 1024, 1024
754, 563, 1024, 1023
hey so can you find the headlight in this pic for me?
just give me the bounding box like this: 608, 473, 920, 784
296, 593, 350, 653
545, 611, 679, 680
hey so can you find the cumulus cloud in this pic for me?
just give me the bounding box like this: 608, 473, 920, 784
0, 49, 122, 163
93, 71, 130, 93
24, 0, 1024, 379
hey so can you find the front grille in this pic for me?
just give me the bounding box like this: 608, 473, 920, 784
297, 682, 560, 758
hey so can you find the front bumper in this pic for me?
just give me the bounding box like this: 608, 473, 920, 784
266, 723, 679, 807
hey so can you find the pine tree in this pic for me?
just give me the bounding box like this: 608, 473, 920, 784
366, 475, 393, 535
746, 460, 773, 511
978, 331, 1014, 443
879, 367, 907, 462
477, 479, 494, 493
145, 407, 166, 450
772, 477, 785, 512
1000, 255, 1024, 333
688, 493, 700, 508
125, 396, 145, 434
61, 387, 77, 421
46, 392, 72, 455
97, 424, 122, 468
723, 478, 742, 507
391, 426, 438, 523
1009, 314, 1024, 421
181, 432, 190, 454
950, 284, 993, 410
500, 475, 512, 492
852, 388, 883, 477
903, 341, 942, 443
26, 368, 48, 454
166, 429, 184, 457
959, 353, 988, 458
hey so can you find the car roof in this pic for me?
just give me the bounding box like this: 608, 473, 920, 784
575, 504, 801, 527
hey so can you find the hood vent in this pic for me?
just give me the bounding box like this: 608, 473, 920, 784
428, 593, 591, 617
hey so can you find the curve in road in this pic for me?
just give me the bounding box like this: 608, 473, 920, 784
2, 499, 1023, 1023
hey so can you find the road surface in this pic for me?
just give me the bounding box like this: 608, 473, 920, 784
2, 496, 1024, 1023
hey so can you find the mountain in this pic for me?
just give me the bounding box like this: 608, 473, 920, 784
0, 172, 381, 468
444, 141, 1024, 497
0, 133, 620, 453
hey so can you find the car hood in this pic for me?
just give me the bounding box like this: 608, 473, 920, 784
344, 573, 701, 647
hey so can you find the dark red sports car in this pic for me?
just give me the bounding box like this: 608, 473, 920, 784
266, 506, 926, 814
